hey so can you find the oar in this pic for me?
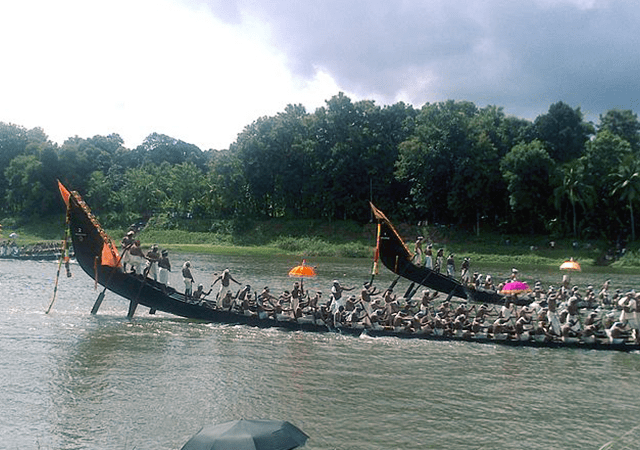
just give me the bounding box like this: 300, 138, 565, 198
129, 267, 151, 318
91, 244, 131, 314
46, 240, 67, 314
403, 282, 415, 299
46, 225, 70, 314
388, 274, 402, 291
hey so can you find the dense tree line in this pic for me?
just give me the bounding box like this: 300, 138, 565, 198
1, 94, 639, 243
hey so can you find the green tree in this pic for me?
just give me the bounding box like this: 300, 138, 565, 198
553, 160, 594, 237
164, 162, 208, 220
396, 100, 480, 223
205, 149, 248, 218
119, 166, 168, 224
500, 140, 555, 232
582, 130, 632, 239
0, 123, 29, 212
610, 155, 640, 241
231, 105, 308, 218
131, 133, 205, 170
598, 109, 640, 151
87, 170, 120, 219
3, 154, 49, 216
534, 101, 594, 163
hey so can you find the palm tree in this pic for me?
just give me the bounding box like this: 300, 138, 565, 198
610, 157, 640, 241
554, 161, 594, 237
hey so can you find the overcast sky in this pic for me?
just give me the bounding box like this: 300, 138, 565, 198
2, 0, 639, 151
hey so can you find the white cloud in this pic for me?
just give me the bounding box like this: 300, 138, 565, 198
3, 0, 638, 151
0, 0, 343, 150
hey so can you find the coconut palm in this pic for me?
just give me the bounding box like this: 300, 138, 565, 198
610, 156, 640, 241
554, 160, 594, 237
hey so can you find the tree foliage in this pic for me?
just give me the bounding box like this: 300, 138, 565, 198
0, 94, 639, 243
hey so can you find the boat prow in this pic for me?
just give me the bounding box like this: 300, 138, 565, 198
370, 203, 509, 305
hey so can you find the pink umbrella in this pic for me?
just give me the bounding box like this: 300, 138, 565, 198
500, 281, 532, 295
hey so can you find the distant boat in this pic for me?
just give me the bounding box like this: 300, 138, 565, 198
56, 182, 640, 352
0, 241, 70, 260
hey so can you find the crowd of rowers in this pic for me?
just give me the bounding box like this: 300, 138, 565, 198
179, 272, 639, 346
119, 231, 639, 345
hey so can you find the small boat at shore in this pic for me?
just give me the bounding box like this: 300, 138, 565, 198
0, 240, 71, 260
57, 182, 640, 352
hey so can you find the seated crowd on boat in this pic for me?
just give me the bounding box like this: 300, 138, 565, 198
0, 240, 67, 259
119, 230, 639, 346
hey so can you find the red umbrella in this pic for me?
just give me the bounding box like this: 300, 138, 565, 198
500, 281, 532, 295
288, 260, 316, 278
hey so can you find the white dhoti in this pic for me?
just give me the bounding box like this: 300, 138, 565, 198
461, 269, 470, 283
146, 261, 158, 280
447, 264, 454, 277
121, 249, 131, 268
424, 256, 433, 270
547, 311, 562, 335
218, 284, 231, 301
159, 267, 169, 285
184, 277, 193, 295
129, 255, 144, 274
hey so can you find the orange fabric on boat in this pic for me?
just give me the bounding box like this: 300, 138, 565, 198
101, 239, 120, 267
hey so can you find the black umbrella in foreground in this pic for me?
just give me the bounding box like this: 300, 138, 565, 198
181, 419, 309, 450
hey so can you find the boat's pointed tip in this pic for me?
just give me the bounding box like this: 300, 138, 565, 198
57, 180, 71, 208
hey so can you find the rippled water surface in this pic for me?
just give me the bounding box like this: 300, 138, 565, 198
2, 255, 640, 450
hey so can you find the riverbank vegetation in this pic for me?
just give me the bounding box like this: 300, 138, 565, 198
2, 93, 640, 267
7, 212, 640, 269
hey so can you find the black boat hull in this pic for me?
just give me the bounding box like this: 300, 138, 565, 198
371, 204, 515, 305
58, 185, 640, 351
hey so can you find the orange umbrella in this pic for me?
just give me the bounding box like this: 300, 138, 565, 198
288, 260, 316, 278
560, 258, 581, 271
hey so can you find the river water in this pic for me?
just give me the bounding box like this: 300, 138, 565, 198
2, 254, 640, 450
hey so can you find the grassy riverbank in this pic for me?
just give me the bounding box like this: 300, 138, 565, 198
4, 215, 640, 269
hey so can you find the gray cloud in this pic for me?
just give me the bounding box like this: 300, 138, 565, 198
193, 0, 640, 121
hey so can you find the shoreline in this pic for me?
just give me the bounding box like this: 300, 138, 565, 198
4, 219, 640, 269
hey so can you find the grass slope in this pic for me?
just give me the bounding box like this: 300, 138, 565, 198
4, 215, 640, 269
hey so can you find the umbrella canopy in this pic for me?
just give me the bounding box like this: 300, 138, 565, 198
181, 419, 309, 450
560, 258, 581, 271
288, 260, 316, 278
500, 281, 532, 295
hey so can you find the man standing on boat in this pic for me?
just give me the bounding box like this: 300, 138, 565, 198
413, 236, 424, 266
446, 253, 455, 277
144, 244, 160, 281
460, 257, 470, 284
424, 244, 433, 269
182, 261, 194, 300
120, 230, 135, 272
128, 240, 145, 275
329, 280, 355, 324
158, 250, 171, 292
435, 248, 444, 273
213, 268, 241, 304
